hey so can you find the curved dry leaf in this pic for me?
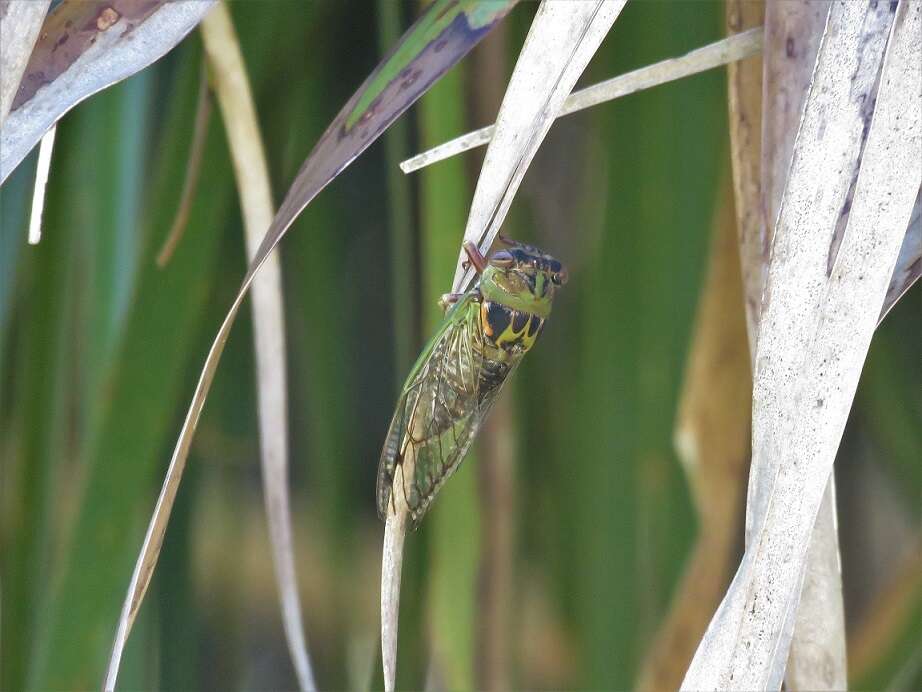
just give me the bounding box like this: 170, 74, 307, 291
453, 0, 626, 294
0, 0, 50, 127
201, 4, 315, 690
1, 0, 216, 183
105, 2, 515, 690
683, 2, 921, 688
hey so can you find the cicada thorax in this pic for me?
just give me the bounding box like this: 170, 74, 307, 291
479, 300, 545, 357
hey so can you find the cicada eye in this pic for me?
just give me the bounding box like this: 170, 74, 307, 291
490, 250, 515, 268
553, 268, 569, 285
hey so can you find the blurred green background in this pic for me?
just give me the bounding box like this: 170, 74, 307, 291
1, 1, 919, 690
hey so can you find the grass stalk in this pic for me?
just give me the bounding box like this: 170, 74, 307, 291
199, 4, 315, 689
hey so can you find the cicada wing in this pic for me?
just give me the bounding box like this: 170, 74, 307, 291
376, 294, 477, 521
378, 293, 519, 527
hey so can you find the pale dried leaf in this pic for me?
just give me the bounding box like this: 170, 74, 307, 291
683, 2, 921, 688
200, 5, 315, 690
105, 4, 316, 690
1, 0, 215, 183
758, 4, 850, 689
452, 0, 626, 294
27, 124, 55, 245
759, 0, 827, 254
381, 466, 409, 692
0, 0, 50, 127
401, 28, 763, 174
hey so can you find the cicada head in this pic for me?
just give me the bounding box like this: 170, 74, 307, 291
479, 239, 567, 318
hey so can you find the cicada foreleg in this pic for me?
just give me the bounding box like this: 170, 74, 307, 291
438, 292, 465, 313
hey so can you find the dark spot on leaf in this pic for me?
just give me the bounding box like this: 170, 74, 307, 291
786, 36, 795, 58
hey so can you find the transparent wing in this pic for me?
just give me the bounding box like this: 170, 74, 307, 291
376, 295, 515, 527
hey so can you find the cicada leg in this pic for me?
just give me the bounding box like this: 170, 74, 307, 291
462, 240, 487, 274
438, 292, 465, 313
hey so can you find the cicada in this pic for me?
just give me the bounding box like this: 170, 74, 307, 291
377, 237, 568, 528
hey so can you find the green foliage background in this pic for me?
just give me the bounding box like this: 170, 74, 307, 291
1, 2, 919, 690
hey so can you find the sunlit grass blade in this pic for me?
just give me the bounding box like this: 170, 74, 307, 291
683, 2, 921, 687
401, 28, 763, 174
1, 0, 215, 183
26, 124, 55, 245
0, 0, 50, 126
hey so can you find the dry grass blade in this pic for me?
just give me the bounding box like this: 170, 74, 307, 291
105, 3, 316, 690
453, 0, 626, 294
683, 1, 921, 688
0, 0, 50, 127
758, 0, 827, 264
156, 67, 212, 268
725, 0, 765, 356
636, 185, 752, 692
101, 4, 513, 689
27, 124, 56, 245
401, 28, 763, 175
758, 4, 847, 689
1, 0, 215, 183
100, 3, 512, 688
381, 465, 409, 692
200, 4, 315, 689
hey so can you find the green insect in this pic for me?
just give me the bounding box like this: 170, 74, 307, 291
377, 237, 568, 528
